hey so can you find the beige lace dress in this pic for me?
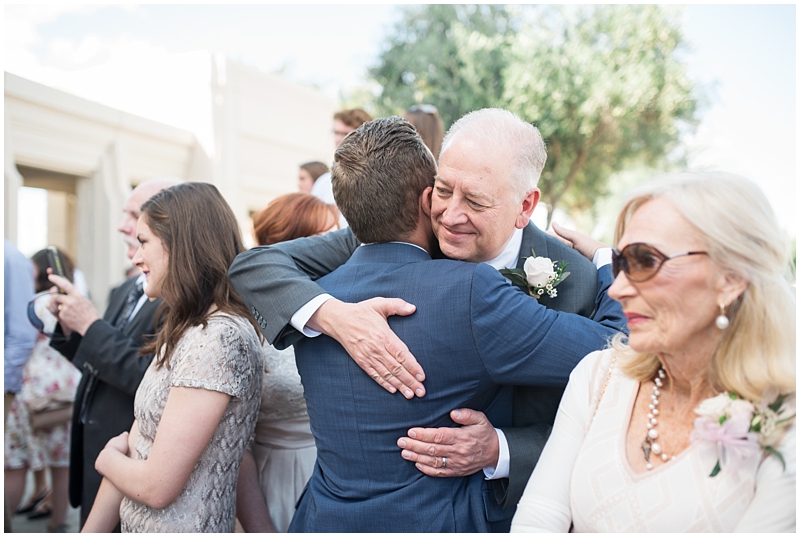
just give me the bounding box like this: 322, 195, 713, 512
119, 313, 263, 533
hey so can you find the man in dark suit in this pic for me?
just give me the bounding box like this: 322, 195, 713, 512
229, 109, 617, 525
264, 117, 622, 531
48, 178, 178, 527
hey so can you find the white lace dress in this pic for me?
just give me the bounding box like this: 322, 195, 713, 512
251, 344, 316, 533
511, 349, 796, 532
119, 313, 263, 533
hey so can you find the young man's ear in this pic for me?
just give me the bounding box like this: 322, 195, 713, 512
421, 186, 433, 217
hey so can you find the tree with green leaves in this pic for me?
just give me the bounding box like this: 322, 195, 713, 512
368, 4, 698, 226
505, 5, 697, 225
369, 4, 519, 129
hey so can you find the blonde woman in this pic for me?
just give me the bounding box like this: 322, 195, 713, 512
511, 172, 795, 532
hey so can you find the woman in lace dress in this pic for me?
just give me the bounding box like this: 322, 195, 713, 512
236, 193, 338, 532
511, 173, 795, 532
81, 183, 263, 533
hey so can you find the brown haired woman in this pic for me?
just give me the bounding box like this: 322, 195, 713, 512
403, 104, 445, 160
82, 183, 263, 532
237, 193, 337, 532
298, 161, 329, 194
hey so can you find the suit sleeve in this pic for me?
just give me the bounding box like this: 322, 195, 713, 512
51, 319, 154, 397
471, 263, 625, 388
228, 227, 359, 346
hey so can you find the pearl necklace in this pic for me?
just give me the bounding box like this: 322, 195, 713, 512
642, 368, 673, 470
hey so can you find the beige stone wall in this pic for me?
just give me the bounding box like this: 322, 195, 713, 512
210, 56, 336, 240
4, 59, 335, 310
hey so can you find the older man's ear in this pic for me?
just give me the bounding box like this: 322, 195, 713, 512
515, 188, 541, 229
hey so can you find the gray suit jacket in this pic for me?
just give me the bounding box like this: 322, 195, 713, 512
228, 222, 608, 518
494, 222, 598, 515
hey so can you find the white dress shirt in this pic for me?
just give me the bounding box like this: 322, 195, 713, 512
127, 273, 149, 322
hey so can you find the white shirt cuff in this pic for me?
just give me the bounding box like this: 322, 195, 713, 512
289, 294, 334, 338
593, 247, 613, 269
483, 428, 510, 480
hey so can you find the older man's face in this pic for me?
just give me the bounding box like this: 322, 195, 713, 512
431, 138, 535, 263
117, 184, 160, 260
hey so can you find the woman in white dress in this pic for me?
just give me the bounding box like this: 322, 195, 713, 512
80, 183, 263, 532
511, 172, 795, 532
236, 193, 338, 532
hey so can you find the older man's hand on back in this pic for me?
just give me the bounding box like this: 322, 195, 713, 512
397, 409, 499, 477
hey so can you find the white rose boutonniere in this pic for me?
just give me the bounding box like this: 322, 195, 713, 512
523, 256, 556, 287
500, 248, 570, 299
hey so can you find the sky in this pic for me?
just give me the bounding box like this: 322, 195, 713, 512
4, 4, 797, 242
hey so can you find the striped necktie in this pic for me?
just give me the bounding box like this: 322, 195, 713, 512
115, 278, 145, 329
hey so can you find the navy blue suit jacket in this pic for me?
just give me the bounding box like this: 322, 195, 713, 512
289, 243, 624, 532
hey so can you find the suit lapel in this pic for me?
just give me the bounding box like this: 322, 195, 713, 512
515, 222, 549, 270
125, 297, 161, 335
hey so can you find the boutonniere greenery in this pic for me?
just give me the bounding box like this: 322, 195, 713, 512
690, 392, 796, 477
499, 248, 570, 299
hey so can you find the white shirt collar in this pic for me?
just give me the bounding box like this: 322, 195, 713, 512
359, 241, 430, 255
485, 227, 524, 270
388, 241, 429, 254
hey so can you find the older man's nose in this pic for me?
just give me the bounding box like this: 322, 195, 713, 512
441, 201, 468, 226
118, 215, 132, 235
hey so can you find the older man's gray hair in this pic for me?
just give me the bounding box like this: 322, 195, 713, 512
440, 108, 547, 202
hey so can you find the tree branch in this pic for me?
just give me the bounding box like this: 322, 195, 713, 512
546, 117, 609, 227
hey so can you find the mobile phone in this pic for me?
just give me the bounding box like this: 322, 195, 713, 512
46, 246, 67, 293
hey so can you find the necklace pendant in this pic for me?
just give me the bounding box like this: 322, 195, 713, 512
641, 437, 652, 462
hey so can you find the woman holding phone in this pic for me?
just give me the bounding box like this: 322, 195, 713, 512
79, 183, 263, 532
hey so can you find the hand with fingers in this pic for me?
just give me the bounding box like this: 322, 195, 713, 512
308, 297, 427, 399
549, 222, 609, 262
105, 432, 129, 455
96, 432, 129, 476
397, 408, 499, 477
48, 273, 101, 336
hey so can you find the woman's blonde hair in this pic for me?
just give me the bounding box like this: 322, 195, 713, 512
614, 172, 795, 402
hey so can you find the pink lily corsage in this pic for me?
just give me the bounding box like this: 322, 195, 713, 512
690, 392, 794, 477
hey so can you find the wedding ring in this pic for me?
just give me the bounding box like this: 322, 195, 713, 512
442, 456, 447, 469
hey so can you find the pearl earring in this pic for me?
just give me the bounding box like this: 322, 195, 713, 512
715, 303, 729, 330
